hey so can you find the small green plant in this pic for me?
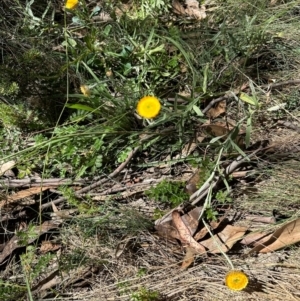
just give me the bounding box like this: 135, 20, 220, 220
20, 245, 55, 300
130, 287, 160, 301
59, 248, 89, 273
137, 268, 148, 278
205, 206, 219, 221
0, 280, 27, 301
216, 190, 232, 204
146, 180, 189, 207
0, 103, 44, 130
196, 158, 216, 189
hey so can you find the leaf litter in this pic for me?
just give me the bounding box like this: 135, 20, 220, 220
1, 2, 300, 301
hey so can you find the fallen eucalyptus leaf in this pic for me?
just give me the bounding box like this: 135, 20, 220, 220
200, 225, 247, 253
249, 218, 300, 254
172, 210, 206, 254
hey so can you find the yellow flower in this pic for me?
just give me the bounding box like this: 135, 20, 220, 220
80, 85, 91, 97
65, 0, 79, 10
136, 96, 161, 119
225, 270, 249, 291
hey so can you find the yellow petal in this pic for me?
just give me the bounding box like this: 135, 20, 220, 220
80, 85, 91, 97
65, 0, 79, 10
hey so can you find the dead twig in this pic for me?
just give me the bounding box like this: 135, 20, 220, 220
0, 178, 88, 188
155, 144, 264, 226
202, 79, 300, 115
277, 120, 300, 134
202, 95, 229, 114
261, 79, 300, 90
41, 145, 141, 209
40, 127, 175, 209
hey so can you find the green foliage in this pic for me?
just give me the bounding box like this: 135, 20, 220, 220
20, 246, 55, 284
146, 180, 189, 207
0, 80, 19, 96
118, 281, 160, 301
0, 280, 26, 301
59, 248, 89, 273
0, 103, 45, 130
205, 207, 219, 221
196, 159, 216, 188
130, 287, 160, 301
48, 125, 105, 178
16, 224, 40, 246
216, 190, 232, 204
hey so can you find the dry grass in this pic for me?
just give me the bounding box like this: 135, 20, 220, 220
56, 167, 300, 301
62, 230, 300, 301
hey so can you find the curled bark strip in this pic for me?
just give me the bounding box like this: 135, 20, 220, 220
172, 210, 206, 254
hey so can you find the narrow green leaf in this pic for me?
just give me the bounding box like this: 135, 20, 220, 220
193, 105, 204, 116
65, 103, 95, 112
239, 92, 257, 106
230, 140, 248, 159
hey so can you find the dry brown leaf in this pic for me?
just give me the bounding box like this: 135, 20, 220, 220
249, 218, 300, 254
155, 207, 202, 240
181, 206, 202, 236
240, 232, 271, 246
172, 0, 206, 20
185, 0, 206, 20
172, 210, 206, 254
0, 220, 61, 264
172, 0, 186, 15
244, 215, 276, 224
200, 122, 245, 147
200, 225, 247, 253
181, 246, 196, 269
40, 241, 61, 254
193, 219, 225, 241
201, 123, 230, 137
206, 100, 226, 119
0, 186, 51, 209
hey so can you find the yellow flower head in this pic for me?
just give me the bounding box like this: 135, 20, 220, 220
136, 96, 161, 119
80, 85, 91, 97
225, 270, 249, 291
65, 0, 79, 10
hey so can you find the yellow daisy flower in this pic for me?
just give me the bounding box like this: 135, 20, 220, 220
80, 85, 91, 97
65, 0, 79, 10
136, 96, 161, 119
225, 270, 249, 291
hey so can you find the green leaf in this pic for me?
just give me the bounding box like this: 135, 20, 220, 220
65, 103, 95, 112
239, 92, 257, 106
62, 38, 77, 48
192, 105, 204, 116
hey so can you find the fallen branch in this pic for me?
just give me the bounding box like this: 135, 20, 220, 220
40, 145, 141, 209
261, 79, 300, 90
40, 127, 176, 209
0, 178, 88, 188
